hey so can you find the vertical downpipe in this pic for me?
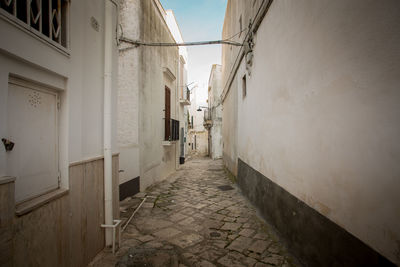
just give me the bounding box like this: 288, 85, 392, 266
104, 0, 114, 247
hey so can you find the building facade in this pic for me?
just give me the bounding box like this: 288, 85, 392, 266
0, 1, 120, 266
206, 64, 223, 160
188, 85, 209, 156
222, 0, 400, 266
165, 9, 190, 165
118, 0, 187, 197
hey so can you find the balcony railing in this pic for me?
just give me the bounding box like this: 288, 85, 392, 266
203, 110, 212, 129
164, 118, 179, 141
179, 87, 191, 105
185, 88, 190, 102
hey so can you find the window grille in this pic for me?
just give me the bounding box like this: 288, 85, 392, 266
0, 0, 68, 47
164, 86, 179, 141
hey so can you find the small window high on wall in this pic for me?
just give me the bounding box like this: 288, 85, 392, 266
0, 0, 69, 48
242, 74, 247, 98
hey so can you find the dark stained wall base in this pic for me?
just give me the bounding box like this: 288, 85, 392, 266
119, 177, 140, 201
237, 158, 395, 267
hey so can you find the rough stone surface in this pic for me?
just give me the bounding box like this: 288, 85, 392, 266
89, 158, 300, 267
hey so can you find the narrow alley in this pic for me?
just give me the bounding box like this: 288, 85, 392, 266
90, 157, 298, 267
1, 0, 399, 266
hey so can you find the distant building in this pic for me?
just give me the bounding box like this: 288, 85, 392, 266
0, 1, 120, 266
188, 85, 208, 156
165, 9, 190, 165
206, 64, 223, 160
222, 0, 400, 266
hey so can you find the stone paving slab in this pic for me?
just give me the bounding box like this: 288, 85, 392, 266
89, 157, 300, 267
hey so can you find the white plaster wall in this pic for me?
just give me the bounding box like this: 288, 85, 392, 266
0, 0, 119, 188
118, 0, 180, 191
165, 10, 189, 160
221, 80, 238, 174
117, 0, 141, 184
224, 0, 400, 263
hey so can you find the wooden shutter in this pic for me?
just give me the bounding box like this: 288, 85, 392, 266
165, 86, 171, 140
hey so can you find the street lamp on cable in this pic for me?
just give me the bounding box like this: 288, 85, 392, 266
197, 106, 208, 112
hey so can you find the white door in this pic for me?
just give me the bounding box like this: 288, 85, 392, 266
6, 79, 59, 203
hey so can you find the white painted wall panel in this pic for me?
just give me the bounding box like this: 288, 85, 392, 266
7, 81, 58, 202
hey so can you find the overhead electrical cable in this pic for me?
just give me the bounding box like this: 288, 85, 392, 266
221, 0, 273, 101
119, 37, 242, 48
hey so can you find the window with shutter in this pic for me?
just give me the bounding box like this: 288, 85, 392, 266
165, 86, 171, 141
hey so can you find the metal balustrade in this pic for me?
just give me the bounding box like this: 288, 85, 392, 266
164, 118, 179, 141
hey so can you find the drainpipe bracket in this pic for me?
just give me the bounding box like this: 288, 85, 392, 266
101, 219, 122, 254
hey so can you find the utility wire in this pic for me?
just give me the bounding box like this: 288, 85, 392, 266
221, 0, 272, 100
224, 27, 248, 41
118, 27, 248, 52
120, 37, 242, 47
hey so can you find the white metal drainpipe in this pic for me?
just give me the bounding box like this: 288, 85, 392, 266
103, 0, 116, 247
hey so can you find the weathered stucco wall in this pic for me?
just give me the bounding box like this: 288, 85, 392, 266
208, 65, 223, 160
118, 0, 141, 186
139, 0, 179, 190
223, 0, 400, 265
188, 131, 208, 156
118, 0, 180, 191
221, 80, 238, 175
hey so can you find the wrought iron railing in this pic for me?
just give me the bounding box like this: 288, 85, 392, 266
164, 118, 179, 141
185, 87, 190, 102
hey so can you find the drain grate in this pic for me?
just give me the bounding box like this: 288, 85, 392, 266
210, 232, 221, 237
217, 185, 234, 191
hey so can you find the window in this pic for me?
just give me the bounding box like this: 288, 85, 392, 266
242, 74, 247, 98
0, 0, 69, 48
165, 86, 171, 140
164, 87, 179, 141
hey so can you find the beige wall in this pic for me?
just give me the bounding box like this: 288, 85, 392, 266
208, 64, 223, 160
222, 0, 400, 264
188, 130, 208, 156
0, 155, 119, 267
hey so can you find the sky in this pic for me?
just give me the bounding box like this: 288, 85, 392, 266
160, 0, 227, 104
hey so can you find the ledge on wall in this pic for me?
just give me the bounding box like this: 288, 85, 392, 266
15, 188, 69, 216
162, 141, 177, 146
163, 67, 176, 81
179, 98, 191, 106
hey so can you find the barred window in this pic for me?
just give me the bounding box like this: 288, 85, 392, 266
0, 0, 69, 48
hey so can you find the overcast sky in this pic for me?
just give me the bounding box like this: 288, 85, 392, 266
160, 0, 227, 104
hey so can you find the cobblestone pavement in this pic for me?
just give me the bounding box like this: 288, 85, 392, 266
90, 157, 300, 267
